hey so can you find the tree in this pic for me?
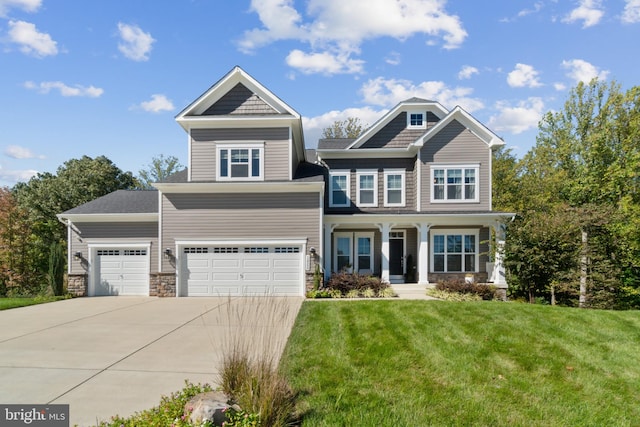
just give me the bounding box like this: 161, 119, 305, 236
12, 155, 137, 288
137, 154, 184, 189
321, 117, 367, 139
0, 187, 38, 295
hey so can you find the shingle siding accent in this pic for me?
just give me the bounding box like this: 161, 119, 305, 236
68, 222, 158, 274
160, 192, 321, 272
324, 157, 416, 213
361, 113, 425, 149
202, 83, 279, 115
190, 127, 291, 181
420, 119, 491, 211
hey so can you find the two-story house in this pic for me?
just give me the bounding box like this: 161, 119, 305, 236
58, 66, 510, 297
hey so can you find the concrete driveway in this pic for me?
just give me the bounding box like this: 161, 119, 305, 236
0, 296, 302, 426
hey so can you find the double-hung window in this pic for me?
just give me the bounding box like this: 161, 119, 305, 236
329, 170, 350, 207
432, 231, 477, 273
384, 169, 405, 207
431, 165, 479, 202
356, 170, 378, 207
334, 232, 374, 273
217, 143, 263, 181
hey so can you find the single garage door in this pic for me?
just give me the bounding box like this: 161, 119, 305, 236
182, 245, 303, 296
94, 249, 149, 296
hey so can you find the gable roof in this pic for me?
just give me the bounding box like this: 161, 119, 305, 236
175, 66, 300, 127
413, 106, 504, 149
345, 99, 449, 150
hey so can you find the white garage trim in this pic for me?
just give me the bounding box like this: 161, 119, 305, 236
175, 239, 307, 297
87, 243, 151, 296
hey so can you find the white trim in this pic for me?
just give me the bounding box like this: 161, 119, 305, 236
329, 170, 351, 207
188, 130, 193, 182
356, 169, 378, 207
416, 154, 422, 212
383, 169, 406, 207
430, 229, 480, 273
57, 213, 158, 223
430, 164, 480, 203
66, 220, 72, 275
158, 190, 163, 273
407, 111, 427, 129
216, 142, 265, 181
154, 181, 323, 193
87, 242, 151, 297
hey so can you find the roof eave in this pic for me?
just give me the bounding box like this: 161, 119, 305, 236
57, 213, 159, 223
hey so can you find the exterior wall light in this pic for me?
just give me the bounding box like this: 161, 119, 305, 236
164, 248, 172, 258
74, 251, 82, 261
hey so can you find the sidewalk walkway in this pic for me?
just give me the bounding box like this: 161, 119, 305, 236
391, 283, 438, 300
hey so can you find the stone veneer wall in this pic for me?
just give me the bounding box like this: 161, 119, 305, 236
150, 273, 176, 297
67, 274, 88, 297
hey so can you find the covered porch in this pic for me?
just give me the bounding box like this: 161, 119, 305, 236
322, 213, 509, 289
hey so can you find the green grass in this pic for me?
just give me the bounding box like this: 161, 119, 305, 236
0, 296, 68, 310
280, 301, 640, 426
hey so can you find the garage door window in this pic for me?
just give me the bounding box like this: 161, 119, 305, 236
184, 247, 208, 254
275, 247, 300, 253
97, 249, 120, 256
213, 247, 239, 253
245, 247, 269, 253
124, 249, 147, 256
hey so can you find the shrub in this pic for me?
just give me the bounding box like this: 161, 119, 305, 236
346, 289, 360, 298
325, 272, 389, 296
378, 287, 397, 298
306, 289, 332, 298
427, 289, 482, 302
361, 288, 376, 298
435, 279, 497, 300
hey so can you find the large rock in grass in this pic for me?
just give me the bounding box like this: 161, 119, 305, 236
185, 391, 240, 426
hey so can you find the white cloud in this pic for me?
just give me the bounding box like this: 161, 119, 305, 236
488, 97, 545, 135
385, 51, 401, 66
7, 20, 57, 57
360, 77, 484, 112
303, 106, 384, 147
24, 81, 103, 97
0, 168, 38, 183
134, 94, 175, 113
622, 0, 640, 23
4, 145, 44, 159
286, 49, 364, 74
117, 22, 155, 61
458, 65, 479, 80
554, 82, 567, 91
562, 0, 604, 28
562, 59, 609, 83
0, 0, 40, 17
507, 63, 543, 88
238, 0, 467, 74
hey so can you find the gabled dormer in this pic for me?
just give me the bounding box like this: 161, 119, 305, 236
317, 99, 504, 214
174, 66, 306, 182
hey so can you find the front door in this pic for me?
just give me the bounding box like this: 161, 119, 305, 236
389, 231, 404, 283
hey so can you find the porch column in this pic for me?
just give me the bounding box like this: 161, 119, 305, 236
380, 223, 391, 283
491, 224, 507, 286
323, 223, 333, 281
418, 223, 431, 285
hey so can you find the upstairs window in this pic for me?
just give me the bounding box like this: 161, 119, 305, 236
329, 170, 350, 207
356, 170, 378, 207
217, 143, 263, 181
431, 165, 479, 203
384, 169, 405, 207
407, 111, 426, 129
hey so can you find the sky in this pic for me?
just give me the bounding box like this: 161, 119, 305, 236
1, 0, 639, 187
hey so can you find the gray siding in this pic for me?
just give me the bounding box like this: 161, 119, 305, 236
190, 127, 291, 181
203, 83, 278, 115
324, 157, 416, 213
361, 113, 425, 149
161, 192, 321, 272
420, 120, 491, 211
69, 222, 159, 274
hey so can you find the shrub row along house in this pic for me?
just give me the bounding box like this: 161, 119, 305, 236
58, 66, 512, 298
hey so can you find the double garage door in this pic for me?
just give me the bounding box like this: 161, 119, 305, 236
181, 245, 304, 296
94, 248, 149, 296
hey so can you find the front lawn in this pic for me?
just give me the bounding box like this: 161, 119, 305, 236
0, 296, 68, 310
281, 301, 640, 426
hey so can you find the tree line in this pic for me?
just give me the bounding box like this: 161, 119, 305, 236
497, 79, 640, 309
0, 155, 182, 296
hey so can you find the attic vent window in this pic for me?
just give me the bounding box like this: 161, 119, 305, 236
408, 112, 426, 129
